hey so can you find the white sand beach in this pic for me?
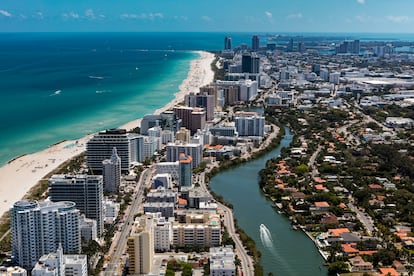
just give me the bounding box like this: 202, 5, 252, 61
0, 50, 215, 217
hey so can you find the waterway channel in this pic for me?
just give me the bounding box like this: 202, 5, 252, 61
210, 127, 328, 276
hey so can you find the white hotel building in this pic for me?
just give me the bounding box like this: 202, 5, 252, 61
234, 111, 265, 137
11, 200, 81, 270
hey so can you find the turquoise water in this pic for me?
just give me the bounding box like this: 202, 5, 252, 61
0, 33, 201, 165
1, 32, 413, 166
210, 128, 328, 275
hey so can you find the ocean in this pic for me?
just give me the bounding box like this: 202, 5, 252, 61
0, 32, 413, 166
0, 32, 224, 166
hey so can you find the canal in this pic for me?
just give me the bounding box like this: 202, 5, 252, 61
210, 127, 328, 276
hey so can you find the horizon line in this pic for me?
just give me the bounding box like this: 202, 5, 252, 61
1, 31, 414, 35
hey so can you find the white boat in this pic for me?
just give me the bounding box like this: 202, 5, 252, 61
259, 223, 273, 247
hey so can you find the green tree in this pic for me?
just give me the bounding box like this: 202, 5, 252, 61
294, 164, 309, 176
328, 261, 349, 275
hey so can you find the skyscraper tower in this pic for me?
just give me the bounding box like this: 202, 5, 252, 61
242, 53, 252, 73
251, 54, 260, 74
102, 147, 121, 193
178, 153, 193, 189
11, 200, 81, 270
127, 216, 154, 275
49, 174, 104, 236
287, 38, 294, 52
298, 41, 305, 53
86, 129, 130, 173
224, 36, 232, 50
252, 35, 260, 51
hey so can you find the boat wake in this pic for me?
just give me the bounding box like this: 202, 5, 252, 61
50, 90, 62, 96
259, 224, 296, 275
96, 90, 111, 94
259, 223, 273, 248
89, 75, 105, 80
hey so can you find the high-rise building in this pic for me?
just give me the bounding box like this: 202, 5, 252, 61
312, 64, 321, 75
329, 72, 341, 84
252, 35, 259, 51
353, 39, 360, 54
49, 175, 104, 236
287, 38, 294, 52
127, 216, 154, 275
239, 80, 259, 102
241, 53, 252, 73
173, 106, 193, 131
234, 112, 265, 137
102, 147, 121, 193
190, 108, 206, 135
298, 41, 306, 53
210, 125, 237, 137
11, 200, 81, 270
267, 43, 276, 51
185, 93, 215, 121
143, 136, 158, 160
175, 127, 191, 144
336, 40, 360, 54
173, 106, 206, 135
161, 129, 175, 144
86, 129, 130, 173
166, 142, 202, 168
251, 55, 260, 74
178, 153, 193, 189
160, 110, 182, 134
148, 125, 163, 151
200, 85, 219, 107
140, 112, 182, 135
224, 36, 232, 50
128, 133, 145, 163
320, 69, 329, 81
140, 114, 161, 135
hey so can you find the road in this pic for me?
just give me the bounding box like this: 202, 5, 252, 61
308, 145, 322, 178
336, 119, 361, 146
198, 171, 254, 276
348, 202, 376, 236
103, 168, 153, 275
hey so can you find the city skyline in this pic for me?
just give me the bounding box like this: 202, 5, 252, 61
1, 0, 414, 33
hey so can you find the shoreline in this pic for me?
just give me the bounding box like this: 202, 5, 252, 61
0, 50, 215, 218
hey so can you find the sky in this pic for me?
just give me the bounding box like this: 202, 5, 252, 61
0, 0, 414, 33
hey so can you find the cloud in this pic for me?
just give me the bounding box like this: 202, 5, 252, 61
36, 11, 43, 19
120, 13, 163, 20
201, 15, 212, 22
0, 9, 12, 17
173, 15, 188, 21
62, 12, 80, 19
287, 13, 303, 19
386, 15, 411, 23
85, 9, 95, 19
265, 11, 272, 19
356, 0, 365, 4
